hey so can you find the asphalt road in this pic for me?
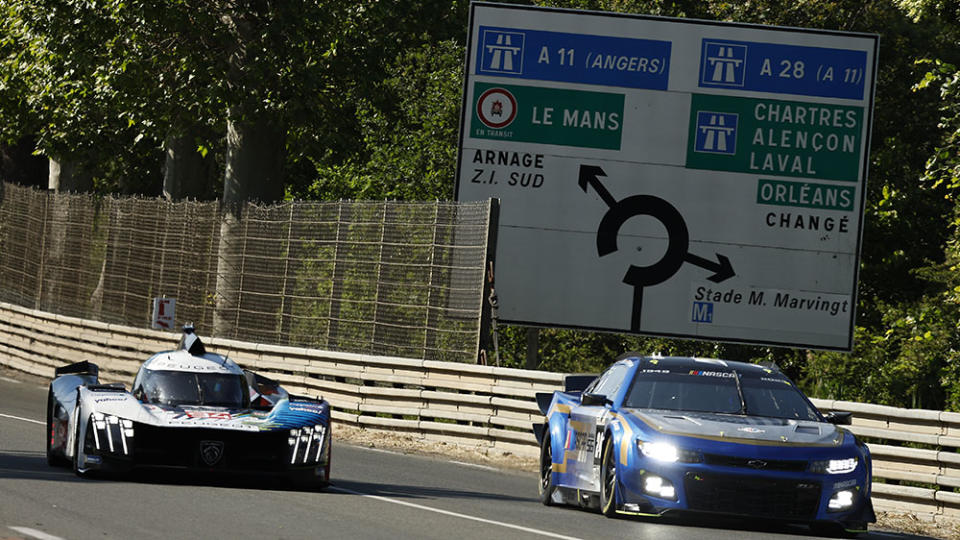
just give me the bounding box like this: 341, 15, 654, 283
0, 374, 936, 540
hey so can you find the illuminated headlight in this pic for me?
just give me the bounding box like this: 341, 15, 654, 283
637, 441, 679, 463
642, 474, 677, 500
810, 457, 858, 474
88, 413, 134, 456
828, 489, 856, 511
288, 424, 327, 465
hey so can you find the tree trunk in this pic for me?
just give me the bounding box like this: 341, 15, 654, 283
162, 131, 210, 201
222, 112, 285, 204
212, 111, 285, 337
48, 157, 91, 193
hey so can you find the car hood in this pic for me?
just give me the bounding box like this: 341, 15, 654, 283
625, 408, 844, 446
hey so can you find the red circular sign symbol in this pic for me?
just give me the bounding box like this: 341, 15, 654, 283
476, 88, 517, 129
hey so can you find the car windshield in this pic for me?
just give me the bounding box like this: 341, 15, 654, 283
623, 368, 819, 421
141, 369, 246, 408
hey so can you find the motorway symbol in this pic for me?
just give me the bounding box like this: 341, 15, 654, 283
694, 111, 738, 154
700, 40, 747, 87
479, 29, 525, 75
579, 164, 735, 330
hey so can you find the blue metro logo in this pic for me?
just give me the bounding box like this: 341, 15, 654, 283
692, 302, 714, 323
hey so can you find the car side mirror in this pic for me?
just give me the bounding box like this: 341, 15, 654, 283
824, 411, 852, 425
581, 392, 611, 407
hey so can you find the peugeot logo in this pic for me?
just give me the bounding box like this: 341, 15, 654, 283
200, 440, 224, 466
747, 459, 768, 469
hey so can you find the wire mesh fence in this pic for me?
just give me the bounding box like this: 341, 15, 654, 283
0, 182, 493, 362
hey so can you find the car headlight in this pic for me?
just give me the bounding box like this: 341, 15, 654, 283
637, 441, 679, 463
89, 412, 134, 456
288, 424, 327, 465
810, 457, 858, 474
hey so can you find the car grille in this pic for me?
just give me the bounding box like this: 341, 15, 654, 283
683, 472, 820, 520
132, 423, 288, 471
702, 453, 807, 472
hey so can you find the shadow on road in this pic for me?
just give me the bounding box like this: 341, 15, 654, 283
330, 477, 533, 504
608, 509, 942, 540
0, 449, 98, 483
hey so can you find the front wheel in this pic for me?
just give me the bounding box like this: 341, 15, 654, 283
72, 413, 89, 478
599, 435, 618, 517
537, 433, 556, 505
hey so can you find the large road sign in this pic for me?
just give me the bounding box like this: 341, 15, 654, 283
455, 2, 878, 351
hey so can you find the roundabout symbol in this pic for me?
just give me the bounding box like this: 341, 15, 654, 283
578, 165, 735, 331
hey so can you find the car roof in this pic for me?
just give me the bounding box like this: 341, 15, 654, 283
618, 354, 778, 374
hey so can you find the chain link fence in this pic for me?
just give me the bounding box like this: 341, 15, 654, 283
0, 182, 494, 362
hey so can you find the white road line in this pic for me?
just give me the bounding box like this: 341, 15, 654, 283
9, 526, 66, 540
0, 376, 22, 384
329, 486, 583, 540
0, 413, 44, 425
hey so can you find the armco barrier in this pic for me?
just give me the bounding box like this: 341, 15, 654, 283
1, 300, 958, 528
0, 302, 563, 458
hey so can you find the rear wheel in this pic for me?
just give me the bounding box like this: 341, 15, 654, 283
599, 436, 618, 517
537, 433, 556, 505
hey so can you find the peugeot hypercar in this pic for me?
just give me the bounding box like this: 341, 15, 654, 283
46, 325, 331, 488
533, 354, 874, 537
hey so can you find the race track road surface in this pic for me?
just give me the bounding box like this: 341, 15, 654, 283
0, 375, 933, 540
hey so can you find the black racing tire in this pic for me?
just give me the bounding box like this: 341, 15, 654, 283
298, 428, 332, 490
599, 435, 618, 517
45, 390, 68, 467
537, 432, 557, 506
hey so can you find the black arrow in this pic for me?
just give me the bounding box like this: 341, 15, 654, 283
578, 165, 617, 208
684, 253, 735, 283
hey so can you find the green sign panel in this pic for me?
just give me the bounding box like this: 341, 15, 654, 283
756, 179, 856, 211
686, 94, 864, 182
471, 82, 624, 150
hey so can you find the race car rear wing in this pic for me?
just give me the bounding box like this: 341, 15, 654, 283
54, 361, 99, 378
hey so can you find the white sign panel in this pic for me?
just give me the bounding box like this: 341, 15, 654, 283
455, 3, 878, 350
151, 297, 175, 330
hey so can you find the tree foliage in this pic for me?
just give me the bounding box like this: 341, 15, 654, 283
2, 0, 960, 409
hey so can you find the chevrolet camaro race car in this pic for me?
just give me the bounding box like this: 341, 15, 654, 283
534, 354, 875, 537
45, 326, 331, 488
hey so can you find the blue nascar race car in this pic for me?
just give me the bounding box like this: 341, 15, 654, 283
45, 325, 332, 488
533, 354, 874, 537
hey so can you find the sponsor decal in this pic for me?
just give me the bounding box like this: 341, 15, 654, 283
834, 479, 857, 489
289, 403, 325, 414
200, 440, 224, 466
737, 426, 765, 434
94, 396, 128, 403
174, 410, 233, 420
688, 370, 735, 378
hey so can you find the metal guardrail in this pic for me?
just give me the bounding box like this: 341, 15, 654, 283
0, 301, 562, 458
0, 300, 958, 527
